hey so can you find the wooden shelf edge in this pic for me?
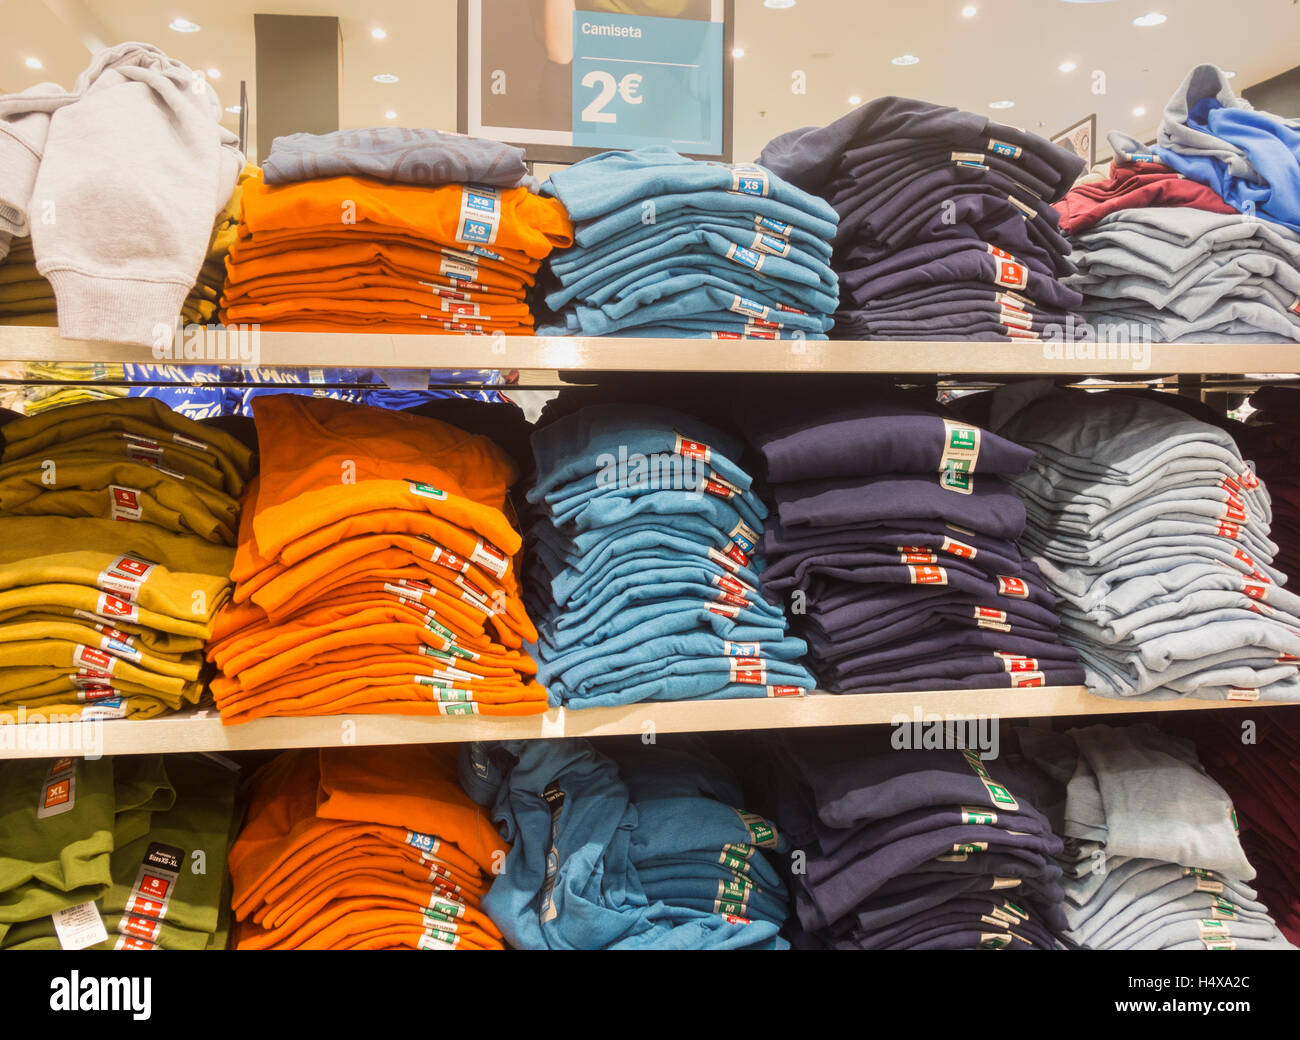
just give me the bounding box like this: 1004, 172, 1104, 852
0, 687, 1292, 759
0, 327, 1298, 375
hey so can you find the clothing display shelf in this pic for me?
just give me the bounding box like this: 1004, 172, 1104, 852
2, 325, 1300, 376
0, 687, 1281, 760
0, 323, 1298, 760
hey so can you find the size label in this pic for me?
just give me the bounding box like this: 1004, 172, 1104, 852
457, 185, 501, 246
38, 757, 77, 819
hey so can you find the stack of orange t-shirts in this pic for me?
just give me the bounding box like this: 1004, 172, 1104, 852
229, 744, 508, 950
219, 172, 573, 334
206, 393, 546, 722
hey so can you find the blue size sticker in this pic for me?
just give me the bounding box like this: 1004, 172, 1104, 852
572, 13, 724, 154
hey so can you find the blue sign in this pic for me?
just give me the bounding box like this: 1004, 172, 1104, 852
571, 13, 723, 154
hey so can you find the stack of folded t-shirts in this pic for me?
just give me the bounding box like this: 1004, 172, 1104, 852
747, 729, 1067, 949
221, 128, 572, 334
0, 754, 238, 950
230, 745, 506, 950
537, 146, 839, 340
459, 735, 789, 949
1065, 64, 1300, 344
0, 398, 250, 721
0, 238, 55, 327
989, 385, 1300, 700
1161, 708, 1300, 945
207, 394, 545, 722
731, 384, 1083, 693
523, 402, 816, 708
1017, 723, 1295, 949
183, 163, 258, 327
1239, 385, 1300, 580
758, 96, 1086, 341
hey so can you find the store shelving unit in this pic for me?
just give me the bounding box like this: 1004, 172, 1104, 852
1, 326, 1297, 758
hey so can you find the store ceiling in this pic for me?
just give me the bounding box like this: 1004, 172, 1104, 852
3, 0, 1298, 164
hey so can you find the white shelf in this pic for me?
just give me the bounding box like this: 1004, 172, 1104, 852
1, 326, 1298, 375
1, 688, 1293, 759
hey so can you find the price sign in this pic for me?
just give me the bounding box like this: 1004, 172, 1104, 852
571, 13, 723, 152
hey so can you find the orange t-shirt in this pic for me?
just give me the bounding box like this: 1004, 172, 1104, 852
237, 172, 573, 260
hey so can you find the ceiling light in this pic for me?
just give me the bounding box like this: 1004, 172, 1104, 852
206, 67, 221, 79
731, 47, 744, 58
962, 5, 977, 15
1132, 12, 1167, 26
373, 73, 400, 84
25, 57, 43, 70
891, 54, 920, 66
372, 27, 387, 40
848, 95, 861, 105
1131, 106, 1146, 117
225, 105, 241, 114
385, 110, 397, 120
1224, 70, 1237, 79
169, 18, 201, 32
1058, 61, 1077, 73
764, 0, 797, 8
989, 100, 1016, 109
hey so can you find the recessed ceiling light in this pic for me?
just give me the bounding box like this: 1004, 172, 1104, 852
206, 67, 221, 79
225, 105, 241, 114
1131, 106, 1146, 117
24, 57, 43, 70
385, 110, 397, 120
891, 54, 920, 66
1058, 61, 1077, 73
373, 73, 400, 84
731, 47, 745, 58
962, 5, 977, 15
848, 95, 862, 105
764, 0, 796, 8
1224, 70, 1237, 78
169, 18, 201, 33
1132, 12, 1166, 26
372, 27, 387, 40
989, 100, 1016, 109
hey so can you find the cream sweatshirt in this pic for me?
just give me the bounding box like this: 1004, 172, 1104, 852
1, 43, 242, 346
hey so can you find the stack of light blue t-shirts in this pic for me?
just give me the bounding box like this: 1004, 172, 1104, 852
1082, 64, 1300, 344
731, 385, 1085, 694
1017, 723, 1296, 950
746, 728, 1067, 950
536, 147, 839, 340
524, 402, 816, 708
457, 735, 790, 949
989, 384, 1300, 701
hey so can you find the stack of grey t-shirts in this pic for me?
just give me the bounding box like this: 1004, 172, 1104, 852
1017, 723, 1295, 950
1064, 203, 1300, 344
732, 384, 1085, 693
748, 728, 1068, 949
758, 96, 1087, 341
988, 384, 1300, 701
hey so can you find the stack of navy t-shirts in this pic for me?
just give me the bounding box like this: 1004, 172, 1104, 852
758, 96, 1086, 341
458, 735, 789, 949
1239, 386, 1300, 580
988, 384, 1300, 700
524, 402, 816, 708
1017, 723, 1295, 949
536, 147, 839, 340
732, 385, 1084, 693
748, 729, 1066, 949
